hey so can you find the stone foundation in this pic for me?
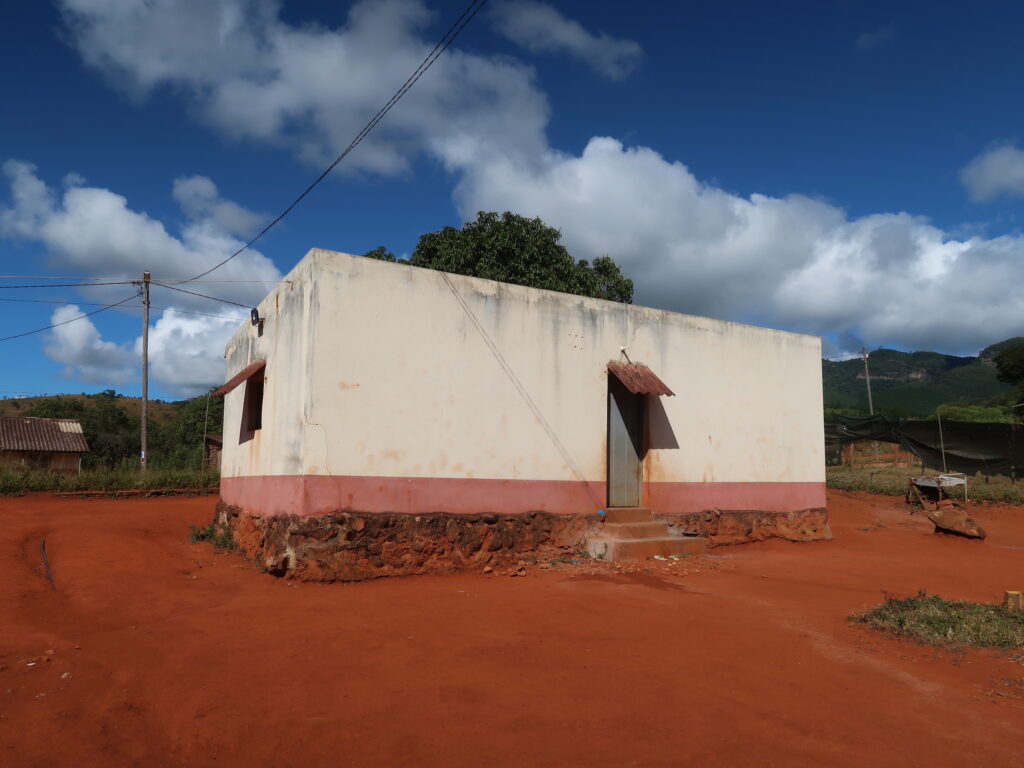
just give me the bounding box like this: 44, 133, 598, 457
215, 502, 597, 582
656, 507, 832, 545
215, 502, 831, 581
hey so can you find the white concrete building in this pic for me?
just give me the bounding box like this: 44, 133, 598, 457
215, 249, 827, 573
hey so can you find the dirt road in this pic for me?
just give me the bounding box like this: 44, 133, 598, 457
1, 491, 1022, 767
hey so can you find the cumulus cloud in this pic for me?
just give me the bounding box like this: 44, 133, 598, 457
57, 0, 549, 174
144, 310, 248, 395
44, 305, 135, 384
489, 1, 642, 80
960, 144, 1024, 202
41, 304, 245, 396
36, 0, 1024, 362
173, 175, 263, 237
455, 138, 1024, 354
1, 162, 279, 395
0, 160, 279, 304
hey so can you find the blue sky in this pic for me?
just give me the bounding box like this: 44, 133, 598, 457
2, 0, 1023, 399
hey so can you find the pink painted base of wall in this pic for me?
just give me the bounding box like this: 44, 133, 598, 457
220, 475, 826, 518
646, 482, 825, 515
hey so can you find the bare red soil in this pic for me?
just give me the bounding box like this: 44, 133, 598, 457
2, 490, 1022, 767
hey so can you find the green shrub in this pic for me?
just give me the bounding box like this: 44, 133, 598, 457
0, 467, 219, 495
852, 591, 1024, 649
189, 520, 237, 550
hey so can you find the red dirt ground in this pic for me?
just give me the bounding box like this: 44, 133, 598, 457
2, 490, 1022, 767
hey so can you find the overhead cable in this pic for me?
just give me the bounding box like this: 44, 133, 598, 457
0, 293, 140, 343
182, 0, 490, 283
0, 281, 136, 289
0, 275, 133, 281
0, 297, 119, 307
152, 282, 253, 309
0, 275, 282, 284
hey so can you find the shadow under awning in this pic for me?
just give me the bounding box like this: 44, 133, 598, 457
607, 360, 674, 396
212, 360, 266, 398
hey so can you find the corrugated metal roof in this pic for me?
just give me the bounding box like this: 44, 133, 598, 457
0, 418, 90, 453
607, 361, 675, 396
212, 360, 266, 398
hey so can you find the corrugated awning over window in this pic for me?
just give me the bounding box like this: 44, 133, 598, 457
607, 360, 674, 396
212, 360, 266, 398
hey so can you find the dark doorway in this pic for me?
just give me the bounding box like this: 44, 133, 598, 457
607, 376, 645, 507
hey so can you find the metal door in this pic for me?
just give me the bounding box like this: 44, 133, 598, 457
607, 376, 644, 507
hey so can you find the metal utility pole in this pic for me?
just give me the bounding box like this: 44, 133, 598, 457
141, 271, 150, 472
861, 347, 874, 415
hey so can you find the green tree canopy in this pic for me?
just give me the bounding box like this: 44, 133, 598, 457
994, 342, 1024, 389
365, 211, 633, 303
25, 390, 137, 469
363, 245, 397, 262
149, 388, 224, 469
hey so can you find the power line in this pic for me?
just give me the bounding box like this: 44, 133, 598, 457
0, 296, 243, 319
0, 275, 132, 281
0, 297, 120, 307
150, 278, 286, 284
0, 281, 136, 289
0, 293, 140, 343
183, 0, 490, 283
0, 275, 282, 284
151, 282, 252, 309
148, 306, 244, 321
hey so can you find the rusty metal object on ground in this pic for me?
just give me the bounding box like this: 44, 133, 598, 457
925, 508, 986, 539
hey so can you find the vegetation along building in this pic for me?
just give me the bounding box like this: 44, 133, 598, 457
214, 249, 829, 580
0, 417, 89, 475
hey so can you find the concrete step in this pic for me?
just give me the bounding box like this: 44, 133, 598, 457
601, 521, 670, 539
587, 535, 707, 562
603, 507, 653, 523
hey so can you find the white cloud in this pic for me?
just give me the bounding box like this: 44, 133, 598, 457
173, 175, 263, 237
455, 138, 1024, 354
38, 0, 1024, 360
144, 310, 248, 396
58, 0, 549, 174
44, 305, 135, 384
41, 304, 243, 396
0, 161, 280, 306
489, 1, 642, 80
960, 144, 1024, 202
1, 162, 278, 395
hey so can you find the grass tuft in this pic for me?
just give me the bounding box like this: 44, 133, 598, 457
852, 591, 1024, 649
189, 520, 237, 551
0, 468, 219, 496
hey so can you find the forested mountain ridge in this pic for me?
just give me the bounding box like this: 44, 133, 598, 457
823, 338, 1022, 417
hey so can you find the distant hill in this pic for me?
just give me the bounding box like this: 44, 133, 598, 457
823, 339, 1021, 417
0, 389, 221, 470
0, 392, 177, 423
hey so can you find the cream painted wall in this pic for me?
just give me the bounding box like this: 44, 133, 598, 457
221, 249, 824, 486
221, 258, 314, 480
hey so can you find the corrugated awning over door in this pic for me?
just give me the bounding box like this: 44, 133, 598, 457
607, 360, 674, 396
212, 360, 266, 398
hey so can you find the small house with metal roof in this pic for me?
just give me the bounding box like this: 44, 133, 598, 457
0, 417, 90, 475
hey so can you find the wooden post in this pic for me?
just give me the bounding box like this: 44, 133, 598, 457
141, 271, 150, 472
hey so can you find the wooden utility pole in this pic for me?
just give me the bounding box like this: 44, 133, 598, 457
141, 271, 150, 472
861, 347, 874, 415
